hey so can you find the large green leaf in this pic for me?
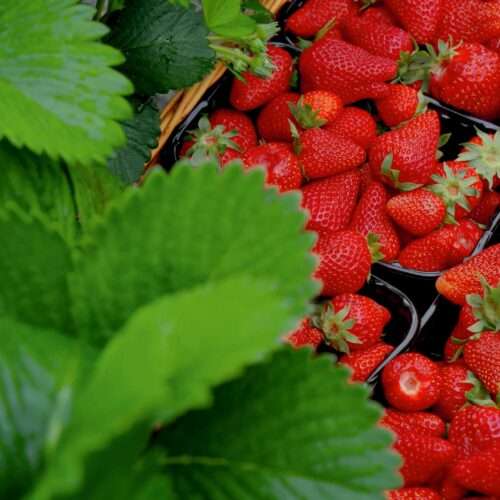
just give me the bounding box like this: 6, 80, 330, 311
0, 0, 132, 165
160, 349, 401, 500
0, 141, 77, 243
0, 318, 95, 499
33, 275, 296, 499
202, 0, 256, 37
107, 99, 160, 184
71, 162, 317, 344
105, 0, 215, 95
0, 206, 74, 333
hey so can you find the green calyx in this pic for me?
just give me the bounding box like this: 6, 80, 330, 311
319, 303, 361, 354
458, 128, 500, 189
466, 277, 500, 334
357, 0, 378, 11
185, 116, 240, 164
367, 232, 384, 263
430, 162, 479, 223
465, 370, 498, 408
296, 17, 338, 51
380, 153, 422, 191
289, 97, 326, 129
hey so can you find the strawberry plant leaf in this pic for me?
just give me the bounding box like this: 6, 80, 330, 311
202, 0, 256, 37
0, 0, 132, 165
106, 0, 215, 95
107, 99, 160, 184
159, 348, 401, 499
71, 162, 318, 344
0, 318, 95, 499
0, 205, 74, 333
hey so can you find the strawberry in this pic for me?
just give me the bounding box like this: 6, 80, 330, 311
470, 190, 500, 225
386, 188, 446, 237
436, 244, 500, 305
452, 442, 500, 497
230, 46, 293, 111
360, 6, 396, 26
464, 332, 500, 398
386, 488, 442, 500
466, 278, 500, 334
313, 230, 372, 296
427, 41, 500, 121
383, 0, 443, 43
210, 109, 257, 153
446, 219, 483, 267
339, 342, 394, 382
448, 405, 500, 457
381, 352, 442, 411
439, 476, 466, 500
369, 111, 441, 190
341, 11, 413, 60
430, 161, 484, 222
381, 409, 446, 437
257, 92, 300, 142
296, 128, 366, 180
488, 36, 500, 54
286, 318, 323, 349
290, 90, 343, 127
319, 293, 390, 352
242, 143, 302, 192
434, 0, 500, 45
325, 107, 377, 150
301, 170, 360, 234
359, 163, 374, 194
458, 130, 500, 189
350, 182, 400, 262
285, 0, 354, 38
299, 39, 397, 104
444, 303, 477, 362
375, 85, 421, 128
434, 364, 475, 421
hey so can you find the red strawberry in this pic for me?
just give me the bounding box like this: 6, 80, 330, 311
439, 476, 466, 500
428, 42, 500, 121
488, 36, 500, 53
381, 409, 446, 437
360, 6, 397, 26
375, 85, 421, 128
444, 303, 477, 362
325, 106, 377, 150
369, 111, 441, 190
434, 364, 475, 421
339, 342, 394, 382
257, 92, 300, 142
300, 39, 397, 104
464, 332, 500, 398
386, 488, 442, 500
446, 219, 484, 267
301, 170, 360, 234
242, 143, 302, 192
359, 163, 374, 194
465, 278, 500, 334
286, 318, 323, 349
319, 293, 390, 352
383, 0, 443, 43
434, 0, 500, 45
458, 130, 500, 189
296, 128, 366, 180
350, 182, 400, 262
386, 188, 446, 237
210, 109, 257, 153
230, 46, 293, 111
313, 230, 372, 296
448, 405, 500, 457
381, 352, 442, 411
285, 0, 354, 38
452, 441, 500, 496
470, 190, 500, 225
436, 244, 500, 305
290, 90, 343, 127
430, 161, 484, 222
341, 11, 413, 60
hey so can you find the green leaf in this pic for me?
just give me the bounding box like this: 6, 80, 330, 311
33, 274, 296, 499
0, 0, 133, 165
242, 0, 274, 23
160, 348, 401, 499
106, 0, 215, 94
203, 0, 256, 36
0, 141, 77, 244
71, 162, 317, 344
0, 317, 95, 499
107, 99, 160, 184
0, 206, 74, 333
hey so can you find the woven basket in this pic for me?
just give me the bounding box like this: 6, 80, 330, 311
147, 0, 291, 167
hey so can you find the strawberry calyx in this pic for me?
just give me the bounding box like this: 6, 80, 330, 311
458, 129, 500, 189
356, 0, 378, 11
380, 153, 423, 191
367, 232, 384, 263
465, 370, 499, 408
430, 162, 480, 223
318, 303, 361, 354
289, 96, 326, 129
466, 277, 500, 334
296, 18, 338, 50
